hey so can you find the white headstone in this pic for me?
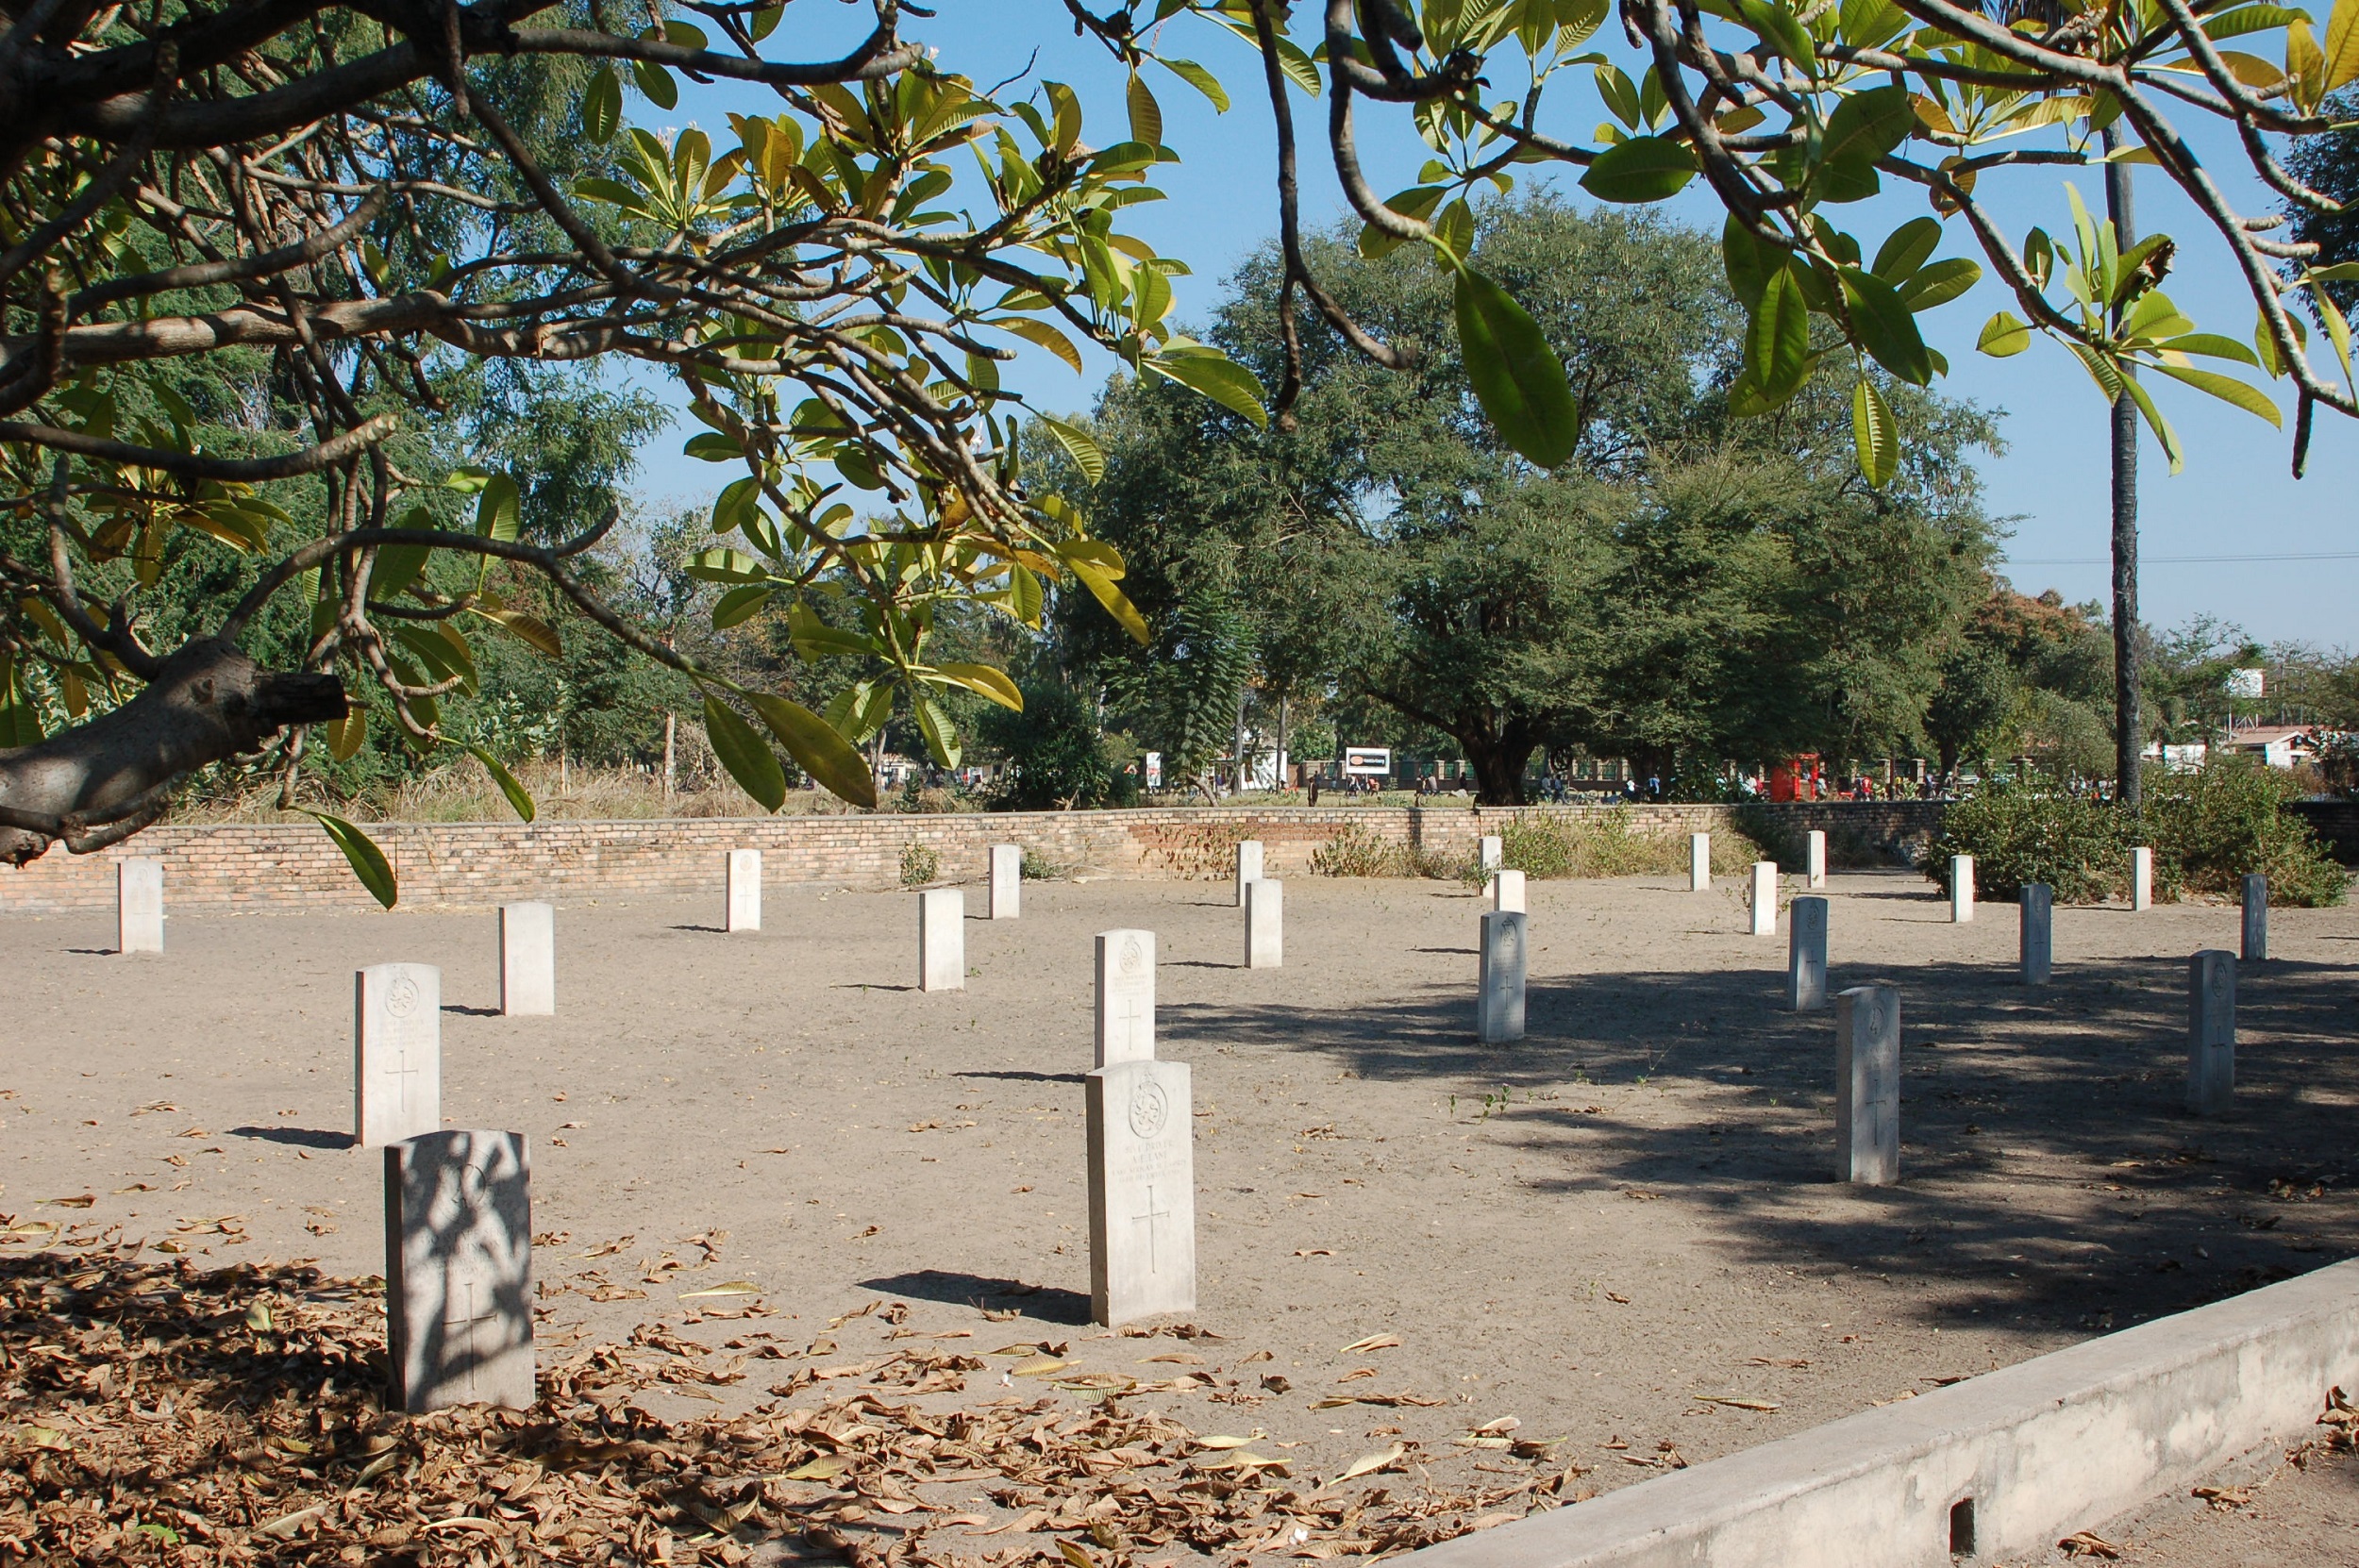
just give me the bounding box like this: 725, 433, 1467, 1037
1749, 860, 1778, 937
1787, 894, 1829, 1011
1478, 910, 1528, 1044
1245, 877, 1283, 969
356, 963, 442, 1149
725, 849, 761, 933
384, 1129, 534, 1412
1492, 868, 1527, 913
1096, 928, 1157, 1067
1479, 835, 1504, 874
498, 901, 555, 1016
2187, 950, 2236, 1115
989, 843, 1022, 920
117, 858, 162, 955
2242, 874, 2268, 962
1086, 1058, 1197, 1326
1805, 829, 1828, 890
919, 888, 964, 992
1834, 985, 1900, 1185
2132, 846, 2153, 912
1949, 854, 1976, 924
1234, 840, 1263, 907
2019, 883, 2052, 986
1689, 832, 1711, 892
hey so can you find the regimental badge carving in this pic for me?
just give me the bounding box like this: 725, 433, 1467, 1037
387, 975, 421, 1019
1120, 936, 1145, 975
1128, 1078, 1168, 1139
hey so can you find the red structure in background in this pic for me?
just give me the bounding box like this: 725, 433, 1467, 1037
1767, 756, 1825, 802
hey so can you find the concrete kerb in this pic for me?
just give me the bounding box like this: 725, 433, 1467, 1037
1398, 1257, 2359, 1568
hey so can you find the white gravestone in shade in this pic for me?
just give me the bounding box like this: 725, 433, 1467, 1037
1086, 1058, 1197, 1326
1834, 985, 1900, 1186
1749, 860, 1779, 937
1492, 869, 1527, 914
1949, 854, 1976, 923
1233, 840, 1263, 908
2132, 846, 2154, 912
1095, 928, 1157, 1067
384, 1129, 534, 1412
2019, 883, 2052, 986
498, 901, 555, 1016
1805, 830, 1828, 890
1479, 835, 1504, 874
2242, 874, 2268, 962
356, 963, 442, 1148
117, 858, 163, 955
918, 888, 964, 992
1786, 895, 1829, 1011
1689, 832, 1711, 892
1478, 910, 1528, 1044
725, 849, 761, 933
2186, 950, 2236, 1116
1244, 877, 1283, 969
989, 843, 1022, 920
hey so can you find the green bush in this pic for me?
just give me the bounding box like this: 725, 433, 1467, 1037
1921, 784, 2127, 903
2145, 763, 2347, 907
1019, 847, 1064, 880
977, 681, 1140, 810
1311, 823, 1407, 876
898, 841, 940, 888
1490, 811, 1765, 879
1922, 765, 2347, 907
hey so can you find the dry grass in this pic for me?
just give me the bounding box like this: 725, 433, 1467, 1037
171, 760, 860, 826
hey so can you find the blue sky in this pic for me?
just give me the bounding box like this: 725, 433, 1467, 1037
621, 1, 2358, 647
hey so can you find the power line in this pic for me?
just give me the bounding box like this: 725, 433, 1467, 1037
2003, 552, 2359, 565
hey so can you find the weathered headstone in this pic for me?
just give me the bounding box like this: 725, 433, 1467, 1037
1805, 830, 1828, 890
1786, 895, 1829, 1011
384, 1129, 534, 1412
1095, 928, 1157, 1067
1749, 860, 1778, 937
989, 843, 1022, 920
2019, 883, 2052, 986
2186, 949, 2236, 1116
1086, 1058, 1196, 1326
1234, 840, 1263, 908
2242, 874, 2268, 962
725, 849, 761, 933
1492, 869, 1527, 914
919, 888, 964, 992
1478, 910, 1528, 1044
1834, 985, 1900, 1185
2132, 846, 2153, 912
356, 963, 442, 1148
1479, 835, 1504, 875
1689, 832, 1711, 892
1949, 854, 1976, 924
116, 858, 163, 955
1245, 877, 1283, 969
498, 901, 555, 1016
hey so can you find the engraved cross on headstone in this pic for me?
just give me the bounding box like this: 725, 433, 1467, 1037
443, 1276, 496, 1396
1113, 993, 1150, 1052
388, 1045, 424, 1116
1132, 1184, 1172, 1275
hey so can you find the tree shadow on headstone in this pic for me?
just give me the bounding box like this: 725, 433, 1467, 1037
1163, 950, 2359, 1343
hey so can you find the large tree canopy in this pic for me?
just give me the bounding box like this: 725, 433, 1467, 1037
1058, 196, 2002, 804
0, 0, 2348, 889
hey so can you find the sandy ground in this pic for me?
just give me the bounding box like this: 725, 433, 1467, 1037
5, 867, 2358, 1560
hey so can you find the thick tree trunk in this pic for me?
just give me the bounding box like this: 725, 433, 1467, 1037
1464, 732, 1537, 807
0, 639, 344, 864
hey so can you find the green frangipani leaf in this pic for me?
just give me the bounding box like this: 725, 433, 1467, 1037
1840, 268, 1934, 384
1744, 266, 1813, 410
702, 692, 786, 811
912, 692, 962, 770
1978, 311, 2033, 357
465, 743, 536, 823
1038, 414, 1107, 483
304, 811, 396, 909
584, 66, 622, 143
1852, 377, 1899, 487
1453, 268, 1581, 469
2150, 362, 2282, 425
1579, 136, 1697, 202
746, 692, 877, 808
1146, 349, 1268, 426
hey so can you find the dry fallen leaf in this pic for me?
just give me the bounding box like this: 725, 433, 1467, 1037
2193, 1485, 2252, 1510
2059, 1531, 2122, 1560
1698, 1395, 1781, 1411
1340, 1333, 1402, 1354
1604, 1292, 1631, 1305
1339, 1443, 1405, 1480
1294, 1248, 1334, 1258
40, 1195, 93, 1209
677, 1281, 761, 1299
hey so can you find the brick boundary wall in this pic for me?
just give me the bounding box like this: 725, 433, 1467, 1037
0, 800, 1949, 915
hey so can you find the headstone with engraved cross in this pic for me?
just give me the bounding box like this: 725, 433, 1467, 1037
384, 1128, 534, 1411
2019, 883, 2052, 987
726, 849, 761, 933
1787, 895, 1829, 1011
1478, 910, 1527, 1044
990, 844, 1022, 920
1095, 928, 1157, 1067
356, 963, 442, 1148
117, 858, 163, 955
1086, 1057, 1196, 1326
1834, 984, 1900, 1186
2242, 875, 2268, 962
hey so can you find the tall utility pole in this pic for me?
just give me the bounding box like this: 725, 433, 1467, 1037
2103, 125, 2142, 810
